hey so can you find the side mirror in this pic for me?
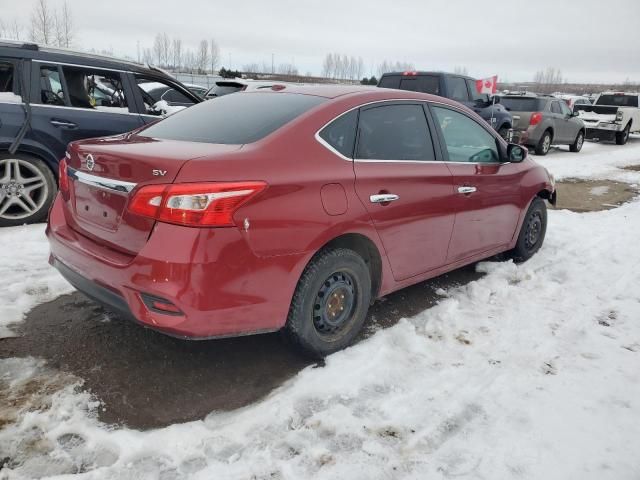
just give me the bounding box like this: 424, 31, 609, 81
507, 144, 526, 163
492, 95, 501, 104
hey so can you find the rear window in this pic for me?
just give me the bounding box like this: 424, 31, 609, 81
500, 97, 541, 112
379, 74, 440, 95
141, 92, 325, 144
596, 95, 638, 108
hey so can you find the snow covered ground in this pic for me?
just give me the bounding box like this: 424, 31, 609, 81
1, 138, 640, 479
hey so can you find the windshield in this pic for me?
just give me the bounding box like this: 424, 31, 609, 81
500, 97, 541, 112
596, 95, 638, 107
141, 92, 325, 144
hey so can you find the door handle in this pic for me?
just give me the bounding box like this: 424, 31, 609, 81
50, 119, 77, 129
370, 193, 399, 204
457, 186, 477, 194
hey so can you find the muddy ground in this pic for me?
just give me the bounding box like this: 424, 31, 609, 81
1, 174, 638, 430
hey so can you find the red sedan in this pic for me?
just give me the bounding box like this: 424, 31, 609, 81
47, 86, 555, 357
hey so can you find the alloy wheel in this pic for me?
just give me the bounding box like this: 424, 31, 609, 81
0, 159, 49, 220
542, 134, 551, 154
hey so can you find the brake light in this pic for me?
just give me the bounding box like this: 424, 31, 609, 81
58, 158, 69, 193
128, 181, 267, 227
402, 71, 418, 76
530, 112, 543, 126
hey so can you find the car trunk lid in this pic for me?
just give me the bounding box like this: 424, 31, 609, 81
63, 136, 241, 255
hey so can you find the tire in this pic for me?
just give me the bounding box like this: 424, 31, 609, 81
615, 123, 630, 145
570, 130, 585, 152
534, 130, 552, 155
283, 248, 372, 358
509, 197, 547, 263
0, 154, 57, 227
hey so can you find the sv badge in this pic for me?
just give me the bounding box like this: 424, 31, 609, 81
153, 169, 167, 176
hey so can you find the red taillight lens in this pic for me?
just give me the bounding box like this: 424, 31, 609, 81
128, 181, 267, 227
58, 158, 69, 193
530, 112, 543, 126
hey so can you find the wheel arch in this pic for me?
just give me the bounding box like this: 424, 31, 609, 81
316, 232, 383, 301
1, 144, 59, 181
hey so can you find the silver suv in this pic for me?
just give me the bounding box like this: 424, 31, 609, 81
500, 94, 586, 155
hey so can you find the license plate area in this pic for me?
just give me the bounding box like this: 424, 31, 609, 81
73, 182, 127, 231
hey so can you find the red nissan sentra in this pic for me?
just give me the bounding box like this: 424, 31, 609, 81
47, 85, 555, 357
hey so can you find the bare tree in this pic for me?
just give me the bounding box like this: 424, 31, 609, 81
30, 0, 54, 45
277, 63, 298, 75
172, 37, 182, 70
152, 33, 171, 66
210, 38, 220, 73
53, 1, 73, 47
242, 63, 260, 74
11, 19, 23, 40
454, 66, 468, 76
196, 40, 209, 73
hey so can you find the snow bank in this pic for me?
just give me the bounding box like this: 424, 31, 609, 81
0, 225, 72, 338
0, 92, 22, 103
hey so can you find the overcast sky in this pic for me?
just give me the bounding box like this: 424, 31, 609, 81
2, 0, 640, 83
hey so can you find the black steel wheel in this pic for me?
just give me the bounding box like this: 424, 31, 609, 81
510, 197, 547, 262
284, 248, 371, 358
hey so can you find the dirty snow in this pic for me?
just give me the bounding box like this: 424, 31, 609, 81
1, 137, 640, 479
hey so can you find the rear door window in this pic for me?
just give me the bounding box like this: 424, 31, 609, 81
356, 103, 436, 161
319, 109, 358, 158
61, 66, 129, 112
446, 77, 469, 102
432, 106, 499, 163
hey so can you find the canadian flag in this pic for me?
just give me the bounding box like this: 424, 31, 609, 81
476, 75, 498, 94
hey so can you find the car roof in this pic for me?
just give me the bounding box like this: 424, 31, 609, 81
0, 39, 170, 78
381, 71, 473, 80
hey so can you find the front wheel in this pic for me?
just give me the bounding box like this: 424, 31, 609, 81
283, 248, 372, 358
615, 123, 630, 145
570, 131, 585, 152
0, 154, 57, 227
509, 197, 547, 262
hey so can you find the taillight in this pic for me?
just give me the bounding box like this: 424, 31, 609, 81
530, 112, 543, 126
58, 158, 69, 193
128, 181, 267, 227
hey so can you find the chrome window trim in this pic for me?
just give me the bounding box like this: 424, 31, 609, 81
314, 98, 502, 165
67, 166, 137, 193
30, 103, 140, 116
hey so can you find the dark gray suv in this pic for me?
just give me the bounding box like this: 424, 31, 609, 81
0, 40, 201, 226
378, 71, 513, 138
500, 94, 586, 155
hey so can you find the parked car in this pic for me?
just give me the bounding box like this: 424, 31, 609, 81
500, 94, 586, 155
377, 71, 513, 138
184, 83, 208, 98
575, 92, 640, 145
556, 94, 592, 111
0, 40, 202, 226
203, 79, 290, 99
48, 85, 555, 358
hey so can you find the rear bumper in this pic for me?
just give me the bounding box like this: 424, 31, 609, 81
47, 194, 305, 339
585, 127, 617, 141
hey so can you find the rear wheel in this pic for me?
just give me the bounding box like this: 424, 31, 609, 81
0, 154, 56, 227
535, 130, 552, 155
615, 123, 630, 145
570, 130, 585, 152
509, 197, 547, 262
283, 248, 371, 358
